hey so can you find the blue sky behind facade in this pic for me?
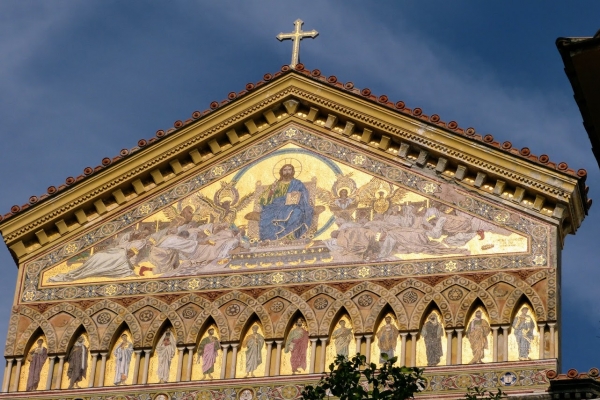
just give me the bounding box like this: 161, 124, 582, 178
0, 1, 598, 371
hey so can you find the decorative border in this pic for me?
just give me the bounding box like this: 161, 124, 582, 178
20, 125, 550, 303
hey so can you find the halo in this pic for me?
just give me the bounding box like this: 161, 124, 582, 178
336, 186, 351, 197
272, 158, 303, 180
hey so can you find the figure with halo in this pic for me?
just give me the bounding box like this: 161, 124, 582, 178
252, 161, 313, 241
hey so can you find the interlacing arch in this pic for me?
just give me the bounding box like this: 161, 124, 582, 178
186, 307, 229, 344
256, 287, 318, 338
345, 282, 406, 332
408, 293, 452, 331
300, 284, 345, 303
170, 293, 212, 311
89, 299, 144, 349
456, 291, 499, 327
127, 297, 185, 347
40, 303, 100, 353
229, 291, 274, 341
14, 320, 56, 356
318, 299, 363, 335
12, 307, 57, 356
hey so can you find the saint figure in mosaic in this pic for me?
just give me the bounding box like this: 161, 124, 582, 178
420, 314, 444, 366
376, 316, 399, 362
512, 307, 535, 360
156, 330, 176, 383
197, 328, 220, 379
67, 336, 88, 389
466, 310, 491, 364
255, 163, 313, 241
284, 318, 309, 374
332, 320, 353, 358
26, 339, 47, 391
244, 325, 265, 377
113, 334, 133, 385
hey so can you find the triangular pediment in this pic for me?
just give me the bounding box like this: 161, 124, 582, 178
1, 70, 581, 267
23, 125, 550, 301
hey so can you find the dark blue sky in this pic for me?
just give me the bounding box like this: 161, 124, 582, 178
0, 1, 598, 371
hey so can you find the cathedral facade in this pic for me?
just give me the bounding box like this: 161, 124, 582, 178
0, 65, 589, 399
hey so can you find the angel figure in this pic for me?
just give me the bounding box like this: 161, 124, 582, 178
355, 178, 408, 216
315, 173, 358, 219
194, 181, 254, 224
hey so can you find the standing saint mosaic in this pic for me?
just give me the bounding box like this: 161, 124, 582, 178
25, 339, 47, 391
197, 328, 220, 380
284, 318, 309, 374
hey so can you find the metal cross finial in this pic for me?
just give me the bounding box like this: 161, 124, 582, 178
276, 19, 319, 68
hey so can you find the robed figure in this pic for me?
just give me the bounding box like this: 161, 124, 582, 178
420, 314, 444, 366
512, 308, 535, 360
156, 330, 176, 383
244, 325, 265, 377
376, 316, 399, 363
258, 164, 313, 241
466, 310, 491, 364
197, 328, 220, 379
67, 337, 88, 389
26, 339, 48, 391
331, 320, 353, 358
113, 334, 133, 385
284, 319, 309, 374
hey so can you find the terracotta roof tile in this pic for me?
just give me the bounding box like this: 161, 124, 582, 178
0, 64, 589, 222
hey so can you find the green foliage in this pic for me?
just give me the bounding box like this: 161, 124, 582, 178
464, 386, 504, 400
301, 353, 424, 400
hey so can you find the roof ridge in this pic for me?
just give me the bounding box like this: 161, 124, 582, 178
1, 64, 589, 222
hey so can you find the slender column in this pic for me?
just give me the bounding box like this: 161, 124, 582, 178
274, 341, 283, 376
44, 356, 55, 390
492, 327, 499, 362
88, 353, 99, 387
501, 326, 510, 362
132, 350, 142, 385
175, 346, 185, 382
319, 338, 328, 373
309, 339, 318, 373
141, 349, 151, 384
2, 358, 14, 393
185, 346, 195, 381
538, 323, 546, 359
410, 332, 418, 367
98, 353, 108, 387
364, 335, 373, 364
263, 341, 273, 377
54, 355, 65, 389
219, 344, 229, 379
548, 323, 556, 358
229, 344, 238, 378
10, 357, 22, 392
455, 329, 463, 364
445, 329, 453, 365
400, 333, 408, 366
354, 335, 363, 356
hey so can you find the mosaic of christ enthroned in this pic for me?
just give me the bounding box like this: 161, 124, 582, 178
42, 143, 528, 285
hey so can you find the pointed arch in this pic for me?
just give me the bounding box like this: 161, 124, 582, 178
501, 284, 546, 323
258, 288, 318, 338
128, 297, 184, 347
347, 282, 407, 332
13, 307, 57, 356
186, 306, 230, 344
318, 302, 363, 336
100, 319, 140, 352
13, 317, 57, 356
224, 291, 273, 341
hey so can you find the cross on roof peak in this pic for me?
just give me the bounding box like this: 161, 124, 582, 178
276, 19, 319, 68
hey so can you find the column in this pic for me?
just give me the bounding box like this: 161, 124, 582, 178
98, 353, 108, 387
501, 326, 510, 362
220, 344, 229, 380
274, 341, 283, 376
141, 349, 151, 384
538, 323, 546, 359
319, 338, 328, 373
132, 350, 142, 385
410, 332, 418, 367
400, 333, 408, 366
548, 323, 556, 358
10, 357, 22, 392
185, 346, 195, 381
2, 358, 14, 393
309, 339, 318, 373
492, 327, 499, 362
455, 329, 463, 364
175, 346, 185, 382
54, 355, 65, 389
355, 335, 363, 357
229, 344, 238, 378
364, 335, 373, 364
88, 353, 99, 387
264, 341, 273, 377
445, 329, 453, 365
45, 356, 55, 390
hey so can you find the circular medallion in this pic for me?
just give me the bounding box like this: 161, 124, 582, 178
402, 290, 418, 304
357, 294, 374, 307
447, 288, 463, 301
100, 222, 118, 236
314, 297, 329, 310
139, 309, 155, 322
270, 301, 285, 313
96, 312, 112, 325
313, 269, 328, 281
226, 304, 241, 316
500, 371, 517, 386
181, 307, 197, 320
400, 264, 415, 275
